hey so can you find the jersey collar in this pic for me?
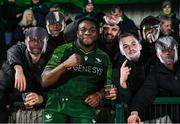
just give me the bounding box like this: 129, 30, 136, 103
73, 41, 97, 55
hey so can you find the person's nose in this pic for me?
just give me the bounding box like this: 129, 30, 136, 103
108, 29, 112, 34
53, 24, 59, 28
165, 49, 172, 54
84, 30, 91, 35
129, 45, 134, 51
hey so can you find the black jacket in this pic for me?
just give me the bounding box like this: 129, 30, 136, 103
97, 37, 119, 63
130, 60, 180, 113
118, 14, 139, 38
0, 42, 49, 122
113, 53, 151, 104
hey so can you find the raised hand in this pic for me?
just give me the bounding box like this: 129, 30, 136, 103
120, 60, 131, 88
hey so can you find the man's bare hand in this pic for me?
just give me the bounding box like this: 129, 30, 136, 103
63, 53, 81, 68
120, 60, 131, 88
128, 111, 141, 124
14, 65, 26, 92
84, 93, 101, 108
24, 92, 44, 106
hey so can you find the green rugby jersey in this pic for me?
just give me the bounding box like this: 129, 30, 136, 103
46, 42, 112, 98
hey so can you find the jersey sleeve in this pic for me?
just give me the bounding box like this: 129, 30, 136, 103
45, 44, 72, 69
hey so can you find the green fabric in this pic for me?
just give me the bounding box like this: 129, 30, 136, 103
44, 95, 95, 118
44, 95, 95, 123
159, 11, 174, 18
45, 42, 112, 121
3, 0, 163, 8
46, 43, 112, 97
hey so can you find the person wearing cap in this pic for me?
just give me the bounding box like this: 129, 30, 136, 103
128, 36, 180, 123
75, 0, 104, 24
0, 27, 49, 123
45, 11, 66, 56
159, 0, 175, 19
28, 0, 49, 27
75, 0, 95, 19
158, 0, 180, 37
41, 17, 117, 123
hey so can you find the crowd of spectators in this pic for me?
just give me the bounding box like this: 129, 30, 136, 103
0, 0, 180, 123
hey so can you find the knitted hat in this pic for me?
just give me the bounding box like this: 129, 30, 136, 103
162, 0, 171, 9
84, 0, 94, 6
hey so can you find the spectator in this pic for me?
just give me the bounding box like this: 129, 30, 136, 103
159, 16, 172, 36
113, 33, 150, 104
128, 36, 180, 123
159, 16, 179, 44
1, 0, 24, 47
75, 0, 95, 19
29, 0, 49, 27
158, 0, 180, 37
41, 17, 115, 123
49, 3, 72, 25
110, 6, 138, 37
45, 11, 66, 56
98, 15, 121, 62
14, 9, 37, 42
75, 0, 104, 23
140, 16, 160, 61
0, 27, 49, 123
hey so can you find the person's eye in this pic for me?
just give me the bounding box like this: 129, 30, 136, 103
132, 43, 137, 46
112, 28, 118, 32
103, 27, 108, 31
123, 45, 128, 49
89, 29, 96, 33
79, 28, 86, 32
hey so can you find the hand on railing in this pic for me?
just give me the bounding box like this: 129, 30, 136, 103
128, 111, 141, 124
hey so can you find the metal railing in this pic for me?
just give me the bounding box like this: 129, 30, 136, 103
115, 97, 180, 123
8, 102, 43, 123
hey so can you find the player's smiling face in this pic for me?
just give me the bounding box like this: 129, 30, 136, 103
77, 20, 98, 47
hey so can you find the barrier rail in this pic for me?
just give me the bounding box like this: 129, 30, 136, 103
115, 97, 180, 123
